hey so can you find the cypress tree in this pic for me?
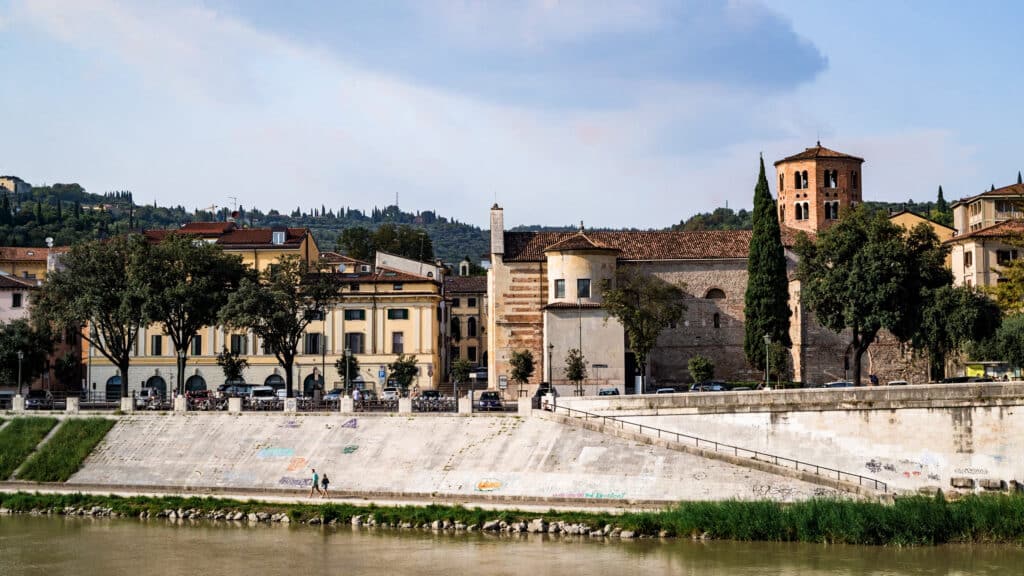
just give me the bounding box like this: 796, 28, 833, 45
744, 155, 792, 371
936, 186, 948, 213
1018, 171, 1022, 185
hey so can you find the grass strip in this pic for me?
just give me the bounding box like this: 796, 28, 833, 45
1, 492, 1023, 546
0, 417, 59, 479
18, 418, 116, 482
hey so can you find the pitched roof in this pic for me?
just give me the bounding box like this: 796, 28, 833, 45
888, 209, 956, 232
951, 183, 1024, 208
0, 247, 51, 262
503, 228, 806, 262
178, 222, 237, 236
0, 274, 37, 289
774, 143, 864, 165
945, 219, 1024, 242
143, 223, 308, 249
542, 231, 618, 253
320, 251, 369, 266
543, 301, 604, 310
333, 265, 437, 285
445, 276, 487, 294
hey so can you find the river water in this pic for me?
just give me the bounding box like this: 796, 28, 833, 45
1, 515, 1022, 575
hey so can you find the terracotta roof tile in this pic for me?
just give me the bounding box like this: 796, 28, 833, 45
0, 274, 37, 289
945, 219, 1024, 242
178, 222, 237, 235
774, 143, 864, 165
144, 222, 308, 249
951, 183, 1024, 207
0, 247, 51, 262
320, 251, 369, 265
445, 276, 487, 294
542, 231, 618, 253
333, 266, 437, 284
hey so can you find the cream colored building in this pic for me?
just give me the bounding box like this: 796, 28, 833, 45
948, 183, 1024, 288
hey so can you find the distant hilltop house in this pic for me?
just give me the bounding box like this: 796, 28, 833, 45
946, 183, 1024, 288
486, 144, 926, 394
0, 175, 31, 197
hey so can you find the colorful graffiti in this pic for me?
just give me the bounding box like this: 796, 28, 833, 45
279, 420, 301, 429
341, 418, 358, 429
278, 476, 312, 487
552, 491, 625, 500
257, 447, 294, 459
475, 479, 502, 492
287, 457, 307, 472
342, 445, 359, 454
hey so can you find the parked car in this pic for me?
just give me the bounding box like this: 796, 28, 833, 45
478, 391, 503, 411
690, 381, 727, 392
359, 390, 378, 402
323, 388, 345, 401
822, 381, 856, 388
381, 387, 401, 401
25, 389, 53, 410
598, 387, 620, 396
248, 386, 278, 406
886, 380, 909, 386
135, 387, 161, 409
655, 387, 678, 394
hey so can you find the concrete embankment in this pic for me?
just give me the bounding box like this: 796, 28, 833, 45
66, 412, 840, 505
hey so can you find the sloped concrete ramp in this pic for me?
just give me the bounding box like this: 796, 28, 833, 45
69, 413, 839, 503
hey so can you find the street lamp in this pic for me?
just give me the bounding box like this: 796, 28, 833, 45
547, 343, 554, 383
763, 334, 771, 389
321, 332, 327, 392
17, 350, 23, 396
344, 347, 352, 395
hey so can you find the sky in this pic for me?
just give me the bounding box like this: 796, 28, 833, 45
1, 0, 1022, 229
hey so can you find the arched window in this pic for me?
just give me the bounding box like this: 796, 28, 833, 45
803, 202, 810, 219
105, 376, 121, 402
264, 374, 284, 391
185, 375, 207, 392
794, 171, 801, 190
851, 171, 858, 188
780, 205, 785, 222
145, 375, 167, 398
802, 171, 808, 189
779, 174, 784, 191
713, 313, 721, 329
795, 203, 803, 220
705, 288, 726, 299
467, 317, 477, 338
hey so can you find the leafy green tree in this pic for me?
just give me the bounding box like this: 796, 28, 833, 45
796, 208, 950, 385
988, 257, 1024, 315
334, 353, 360, 391
336, 227, 374, 261
767, 342, 790, 384
600, 265, 686, 393
33, 234, 150, 398
0, 320, 54, 393
915, 286, 1001, 379
216, 347, 249, 383
388, 353, 419, 391
220, 256, 337, 397
687, 355, 714, 383
563, 348, 587, 394
972, 314, 1024, 367
509, 349, 535, 396
450, 357, 472, 389
930, 186, 953, 227
744, 156, 792, 369
144, 234, 249, 395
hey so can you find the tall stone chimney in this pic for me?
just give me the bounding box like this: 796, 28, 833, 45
490, 204, 504, 256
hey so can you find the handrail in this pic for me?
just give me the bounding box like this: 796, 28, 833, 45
550, 404, 887, 493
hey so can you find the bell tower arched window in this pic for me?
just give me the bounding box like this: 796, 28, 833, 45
794, 171, 802, 190
779, 174, 784, 191
795, 203, 803, 220
802, 171, 809, 189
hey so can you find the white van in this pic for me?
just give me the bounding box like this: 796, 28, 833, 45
136, 387, 162, 408
248, 386, 278, 406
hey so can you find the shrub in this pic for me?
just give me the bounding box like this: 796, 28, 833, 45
688, 355, 714, 383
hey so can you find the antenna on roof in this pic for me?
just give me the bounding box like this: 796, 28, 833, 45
228, 196, 238, 212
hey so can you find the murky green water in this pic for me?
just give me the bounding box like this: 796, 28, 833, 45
1, 515, 1022, 575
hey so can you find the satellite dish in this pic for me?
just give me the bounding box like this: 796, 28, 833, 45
45, 237, 54, 248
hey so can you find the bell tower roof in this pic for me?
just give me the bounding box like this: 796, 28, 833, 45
774, 143, 864, 166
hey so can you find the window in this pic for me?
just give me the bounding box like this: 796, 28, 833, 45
779, 174, 784, 191
11, 293, 22, 308
350, 284, 360, 292
191, 335, 202, 356
851, 171, 859, 189
780, 205, 785, 222
794, 171, 802, 190
577, 279, 591, 299
344, 309, 366, 321
230, 334, 248, 355
304, 333, 323, 354
825, 201, 840, 220
393, 283, 404, 291
554, 279, 565, 299
344, 332, 364, 354
467, 317, 477, 337
802, 170, 808, 189
468, 346, 477, 363
997, 250, 1018, 266
468, 297, 477, 308
452, 298, 461, 308
705, 288, 726, 299
803, 202, 810, 220
795, 203, 804, 221
965, 251, 973, 267
451, 348, 460, 360
305, 309, 325, 321
151, 334, 163, 356
387, 308, 409, 320
713, 313, 721, 329
271, 231, 285, 245
392, 332, 404, 354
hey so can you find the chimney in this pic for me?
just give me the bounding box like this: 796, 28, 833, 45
490, 204, 504, 256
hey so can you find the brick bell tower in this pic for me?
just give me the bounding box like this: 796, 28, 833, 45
774, 142, 864, 233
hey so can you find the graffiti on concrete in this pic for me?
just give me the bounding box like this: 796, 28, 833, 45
475, 479, 502, 492
257, 447, 295, 459
287, 457, 307, 472
342, 445, 359, 454
751, 485, 798, 499
279, 420, 300, 429
278, 476, 312, 487
341, 418, 358, 429
553, 491, 626, 500
955, 467, 989, 475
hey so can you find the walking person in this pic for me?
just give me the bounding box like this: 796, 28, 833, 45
309, 468, 322, 498
321, 473, 330, 498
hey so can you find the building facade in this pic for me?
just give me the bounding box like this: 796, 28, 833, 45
446, 275, 487, 367
947, 184, 1024, 288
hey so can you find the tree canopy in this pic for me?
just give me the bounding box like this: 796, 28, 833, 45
336, 223, 434, 262
915, 285, 1001, 379
388, 353, 419, 390
600, 266, 685, 391
509, 349, 535, 396
795, 207, 950, 384
563, 348, 587, 393
0, 319, 54, 393
33, 234, 151, 397
145, 234, 249, 395
744, 156, 791, 370
219, 256, 337, 397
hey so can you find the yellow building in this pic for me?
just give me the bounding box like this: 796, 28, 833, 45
888, 209, 955, 267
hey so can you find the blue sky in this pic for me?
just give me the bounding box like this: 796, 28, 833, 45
0, 0, 1021, 228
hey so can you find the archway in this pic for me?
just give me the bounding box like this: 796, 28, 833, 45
105, 376, 121, 402
185, 375, 207, 392
145, 376, 167, 398
303, 372, 323, 397
264, 374, 285, 392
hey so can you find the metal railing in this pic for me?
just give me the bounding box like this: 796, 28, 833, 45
412, 397, 457, 413
551, 404, 887, 493
355, 399, 398, 413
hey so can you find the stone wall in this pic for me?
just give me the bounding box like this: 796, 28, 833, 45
489, 260, 547, 391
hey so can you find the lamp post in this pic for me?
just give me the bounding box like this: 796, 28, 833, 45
17, 350, 23, 396
547, 343, 554, 383
321, 331, 327, 393
344, 347, 352, 395
763, 334, 771, 389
